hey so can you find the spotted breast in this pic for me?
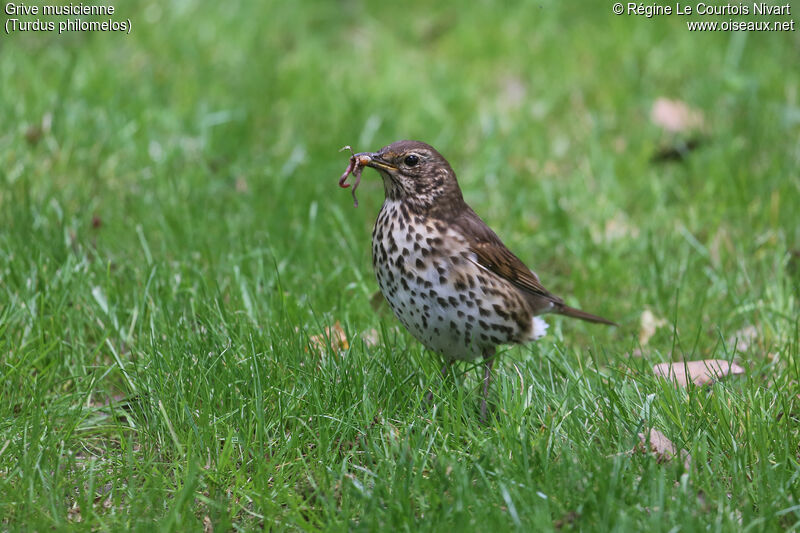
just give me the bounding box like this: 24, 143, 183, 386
371, 199, 548, 361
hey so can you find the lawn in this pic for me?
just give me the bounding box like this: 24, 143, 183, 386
1, 1, 799, 530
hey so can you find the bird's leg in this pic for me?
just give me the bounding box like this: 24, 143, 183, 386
425, 360, 452, 404
480, 351, 496, 423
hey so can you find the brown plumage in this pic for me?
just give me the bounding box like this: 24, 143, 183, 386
453, 209, 615, 324
339, 139, 616, 420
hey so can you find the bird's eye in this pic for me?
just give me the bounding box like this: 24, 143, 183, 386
404, 154, 419, 167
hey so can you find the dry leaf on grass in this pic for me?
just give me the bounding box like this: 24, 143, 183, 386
639, 309, 668, 345
651, 98, 704, 133
307, 323, 382, 355
308, 321, 349, 353
637, 428, 691, 470
653, 359, 745, 387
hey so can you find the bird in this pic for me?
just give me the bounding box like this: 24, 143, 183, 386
344, 140, 616, 421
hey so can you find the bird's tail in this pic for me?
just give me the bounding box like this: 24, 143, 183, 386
557, 305, 618, 326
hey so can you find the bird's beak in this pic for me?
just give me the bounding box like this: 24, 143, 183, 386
355, 152, 396, 172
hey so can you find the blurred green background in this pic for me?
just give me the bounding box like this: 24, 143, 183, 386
1, 1, 799, 530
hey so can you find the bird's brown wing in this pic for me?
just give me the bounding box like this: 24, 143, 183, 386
451, 206, 617, 325
452, 207, 564, 311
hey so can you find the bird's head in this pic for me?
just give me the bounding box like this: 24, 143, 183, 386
353, 140, 463, 211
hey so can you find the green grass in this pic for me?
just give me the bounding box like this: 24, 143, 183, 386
2, 0, 799, 530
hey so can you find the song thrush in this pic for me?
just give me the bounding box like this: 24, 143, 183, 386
340, 140, 616, 420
